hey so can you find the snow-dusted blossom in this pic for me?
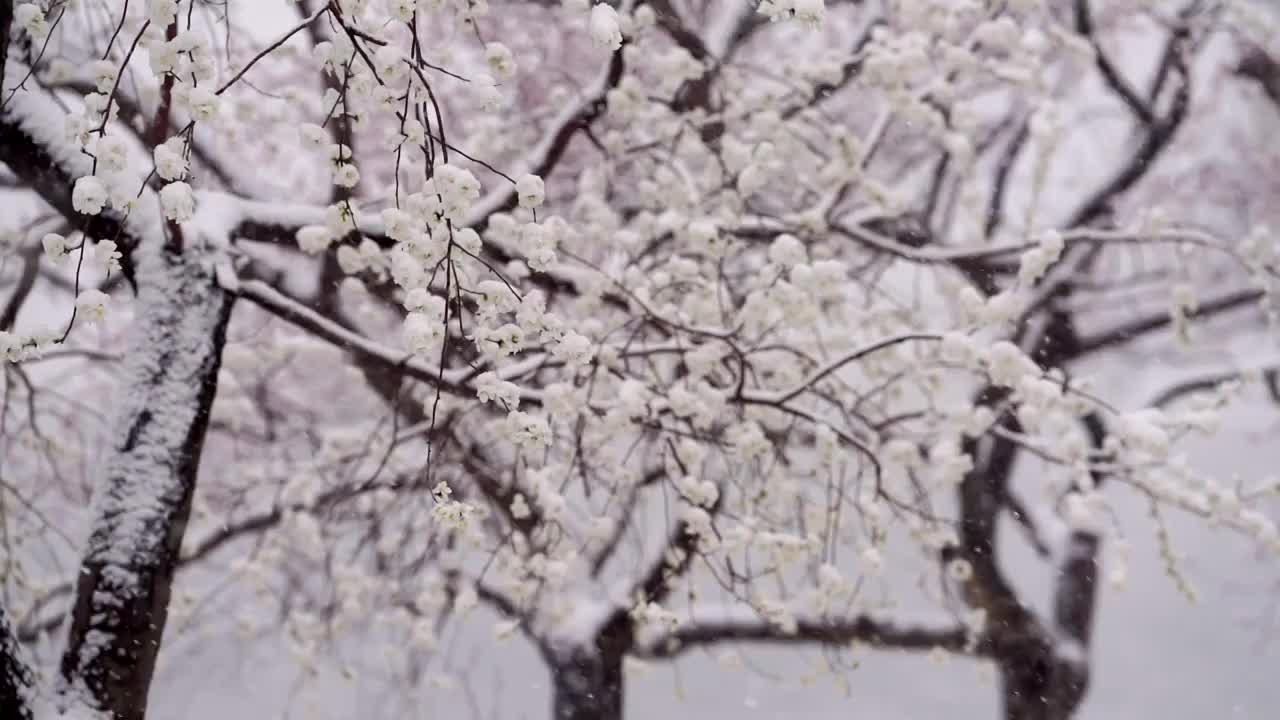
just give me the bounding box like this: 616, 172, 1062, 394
160, 181, 195, 222
42, 233, 68, 262
1115, 409, 1171, 460
14, 4, 48, 38
506, 410, 552, 448
768, 233, 806, 267
793, 0, 826, 27
91, 135, 128, 173
94, 240, 122, 274
154, 138, 188, 180
403, 311, 445, 355
183, 86, 220, 122
475, 371, 522, 409
516, 174, 545, 209
431, 496, 477, 531
589, 4, 623, 50
520, 221, 557, 271
453, 227, 482, 255
75, 289, 110, 324
72, 176, 109, 215
148, 0, 180, 25
479, 323, 526, 357
550, 330, 594, 366
1018, 229, 1065, 285
90, 60, 118, 94
296, 226, 335, 255
333, 163, 361, 188
727, 420, 770, 459
433, 164, 482, 220
386, 0, 416, 21
983, 341, 1037, 387
485, 43, 517, 79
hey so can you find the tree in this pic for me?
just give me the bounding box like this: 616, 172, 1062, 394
1, 1, 1278, 719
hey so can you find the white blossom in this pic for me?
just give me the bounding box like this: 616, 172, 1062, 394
94, 240, 122, 274
154, 139, 188, 180
485, 43, 517, 79
589, 4, 623, 50
42, 233, 68, 263
75, 289, 110, 324
73, 176, 109, 215
516, 174, 545, 209
160, 181, 195, 222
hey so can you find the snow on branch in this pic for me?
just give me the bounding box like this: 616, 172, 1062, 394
635, 609, 977, 659
0, 61, 161, 251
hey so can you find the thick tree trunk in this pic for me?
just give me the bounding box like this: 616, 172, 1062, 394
56, 251, 234, 720
1000, 646, 1089, 720
0, 603, 33, 720
551, 648, 624, 720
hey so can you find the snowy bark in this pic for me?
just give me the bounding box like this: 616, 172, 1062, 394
2, 37, 236, 716
547, 615, 630, 720
55, 249, 233, 719
0, 603, 34, 720
550, 648, 625, 720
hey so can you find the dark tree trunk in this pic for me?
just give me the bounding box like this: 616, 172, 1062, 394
548, 614, 632, 720
999, 641, 1090, 720
551, 648, 624, 720
57, 252, 234, 720
0, 603, 33, 720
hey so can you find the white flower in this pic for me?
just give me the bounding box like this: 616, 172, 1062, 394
476, 371, 522, 409
403, 312, 444, 355
73, 176, 109, 215
296, 225, 335, 254
42, 233, 68, 262
516, 174, 545, 209
506, 410, 552, 448
160, 181, 195, 222
793, 0, 825, 27
485, 43, 517, 79
768, 233, 805, 267
551, 331, 594, 366
983, 341, 1036, 387
333, 163, 360, 188
154, 139, 188, 180
94, 240, 122, 274
93, 135, 129, 173
453, 227, 482, 255
589, 4, 623, 51
149, 0, 180, 25
108, 178, 141, 213
386, 0, 416, 22
149, 40, 180, 76
185, 86, 220, 121
75, 289, 110, 324
90, 60, 118, 93
336, 244, 365, 274
14, 4, 48, 38
433, 164, 481, 220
